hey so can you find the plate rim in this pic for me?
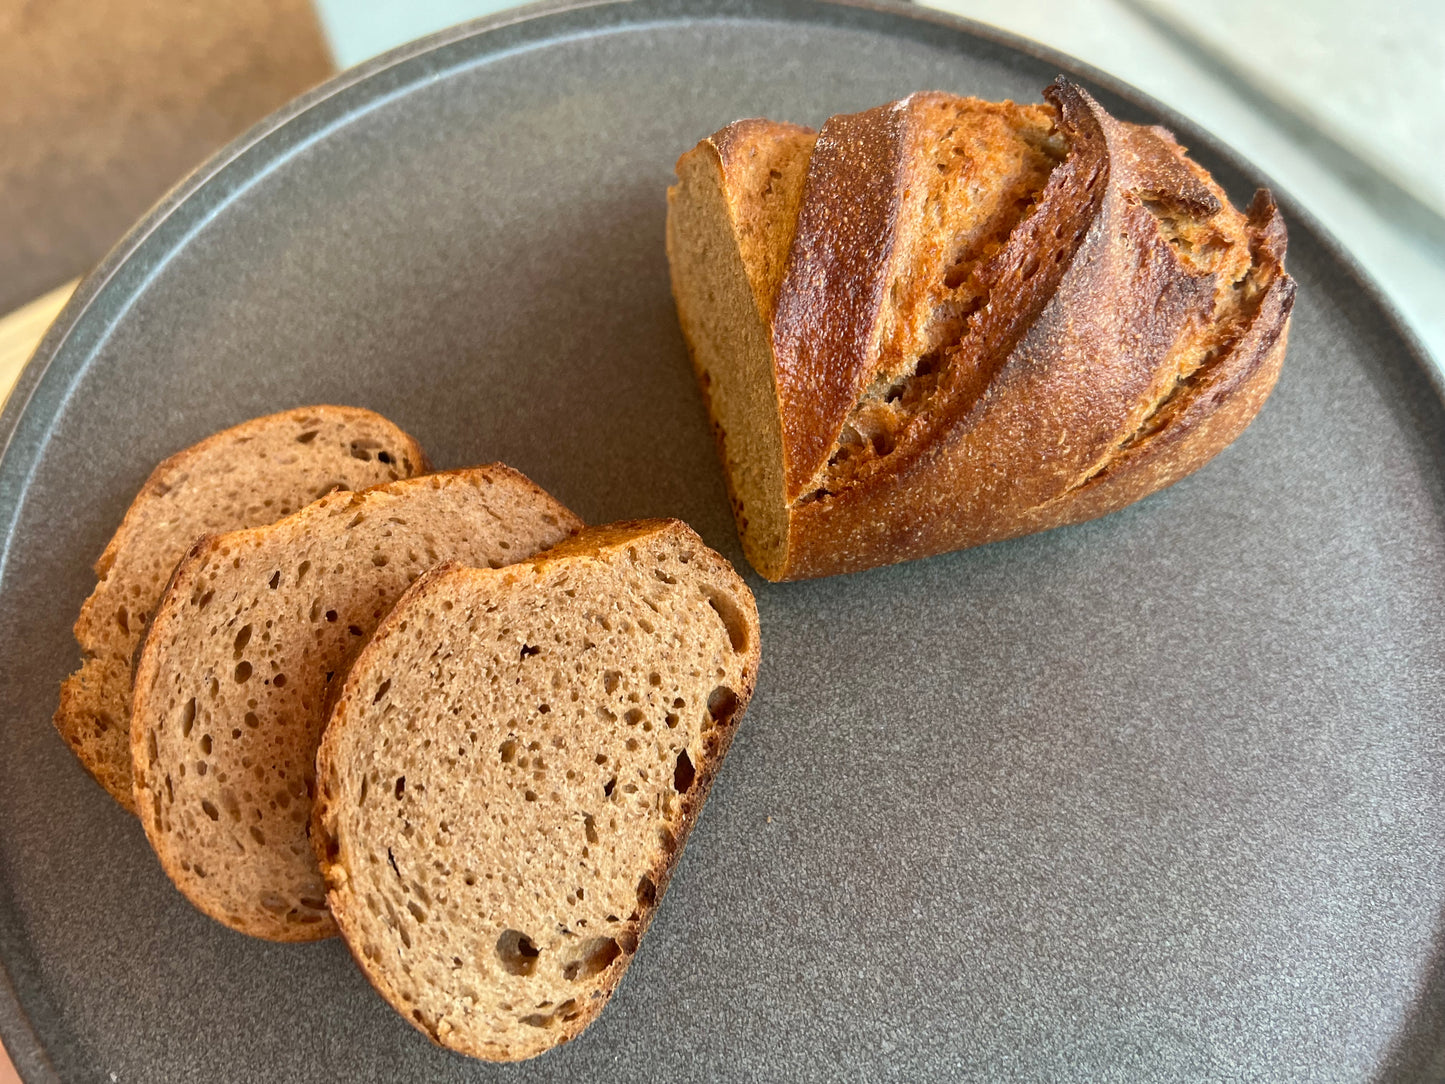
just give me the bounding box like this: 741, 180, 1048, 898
1, 0, 1440, 1078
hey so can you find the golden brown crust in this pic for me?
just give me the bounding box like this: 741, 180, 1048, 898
771, 99, 912, 493
313, 520, 759, 1060
670, 80, 1295, 580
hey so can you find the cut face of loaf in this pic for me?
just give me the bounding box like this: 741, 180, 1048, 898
312, 520, 759, 1061
666, 79, 1296, 580
131, 467, 581, 942
56, 406, 430, 811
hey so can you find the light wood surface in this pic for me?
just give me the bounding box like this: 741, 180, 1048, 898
0, 281, 78, 410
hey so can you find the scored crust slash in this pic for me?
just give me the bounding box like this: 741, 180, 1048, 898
666, 77, 1295, 581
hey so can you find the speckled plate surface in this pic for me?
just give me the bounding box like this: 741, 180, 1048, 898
2, 1, 1443, 1080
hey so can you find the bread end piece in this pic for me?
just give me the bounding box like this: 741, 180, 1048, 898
313, 519, 759, 1060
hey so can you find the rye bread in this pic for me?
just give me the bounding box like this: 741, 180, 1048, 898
131, 466, 581, 942
666, 79, 1295, 580
57, 406, 430, 811
312, 519, 760, 1060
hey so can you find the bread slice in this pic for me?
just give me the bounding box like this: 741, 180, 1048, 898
312, 520, 759, 1061
57, 406, 430, 811
131, 467, 582, 942
666, 79, 1295, 580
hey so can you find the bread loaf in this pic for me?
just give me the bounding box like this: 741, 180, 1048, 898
666, 78, 1295, 580
56, 406, 429, 811
131, 466, 581, 941
312, 520, 759, 1060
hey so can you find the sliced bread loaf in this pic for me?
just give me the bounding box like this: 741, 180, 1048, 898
312, 519, 760, 1060
667, 80, 1294, 579
57, 405, 429, 811
131, 466, 581, 942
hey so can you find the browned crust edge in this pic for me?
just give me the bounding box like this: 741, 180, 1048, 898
312, 519, 761, 1061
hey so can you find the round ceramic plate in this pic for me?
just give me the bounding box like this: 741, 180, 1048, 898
2, 1, 1443, 1080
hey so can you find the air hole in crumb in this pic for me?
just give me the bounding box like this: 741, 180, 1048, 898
200, 800, 219, 821
296, 430, 318, 444
674, 750, 695, 792
373, 679, 391, 704
234, 661, 252, 683
708, 686, 738, 723
500, 739, 517, 763
654, 569, 677, 585
497, 930, 540, 976
181, 698, 196, 737
250, 826, 266, 845
637, 875, 656, 908
562, 937, 620, 982
325, 610, 338, 623
395, 777, 405, 799
372, 553, 388, 568
268, 570, 281, 590
520, 643, 541, 659
603, 778, 616, 797
665, 713, 680, 729
584, 815, 598, 843
604, 671, 621, 695
199, 734, 212, 756
273, 673, 287, 688
525, 790, 538, 802
704, 592, 750, 653
520, 1014, 552, 1029
234, 625, 252, 655
623, 708, 644, 727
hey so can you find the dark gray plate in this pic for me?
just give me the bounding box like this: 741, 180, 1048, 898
3, 1, 1443, 1080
